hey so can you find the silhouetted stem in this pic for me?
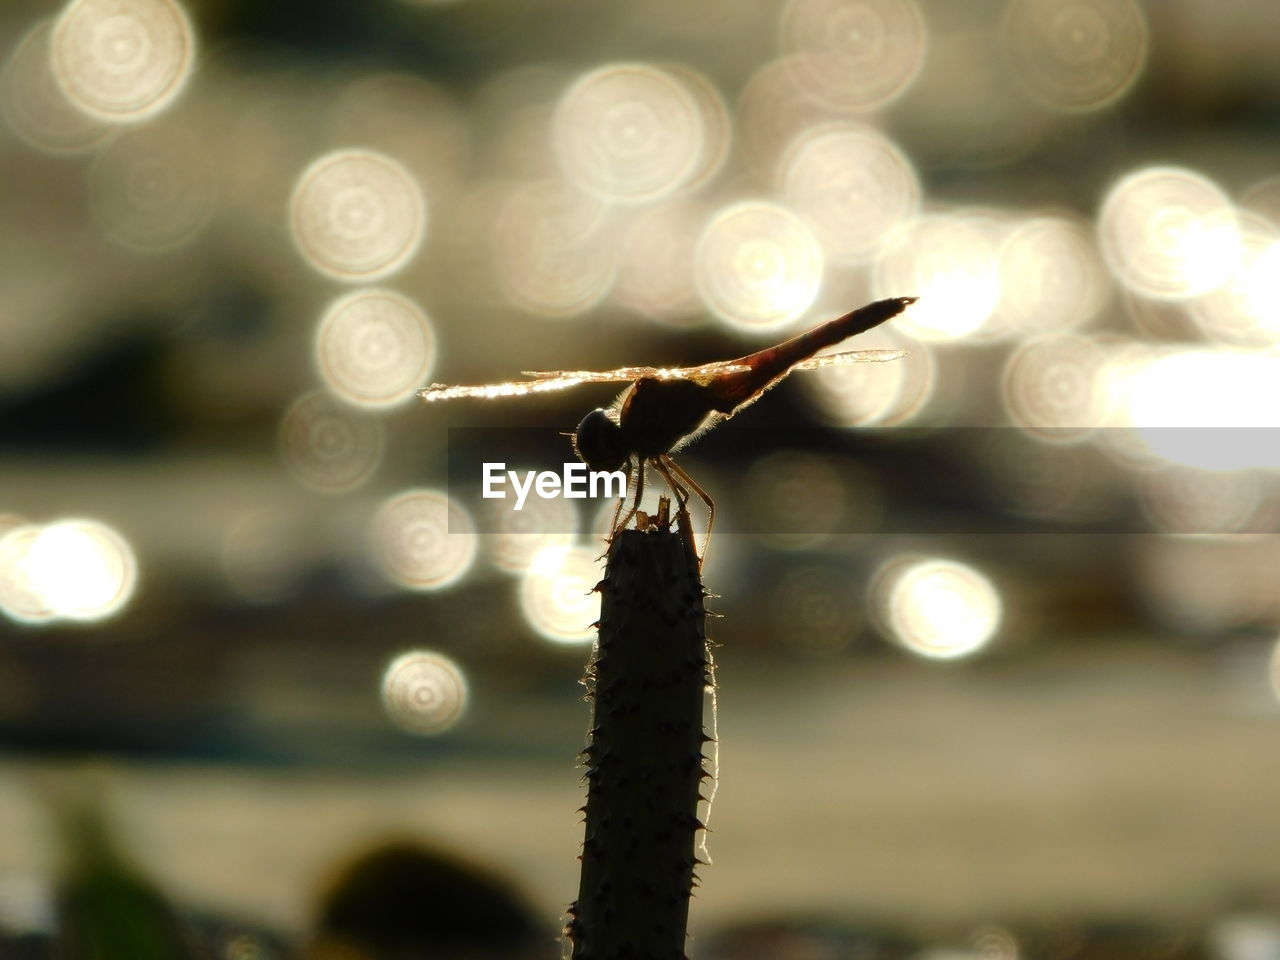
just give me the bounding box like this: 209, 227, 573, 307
565, 528, 711, 960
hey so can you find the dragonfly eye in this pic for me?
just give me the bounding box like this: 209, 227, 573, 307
572, 408, 627, 473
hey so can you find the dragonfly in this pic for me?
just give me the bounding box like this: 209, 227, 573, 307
419, 296, 917, 562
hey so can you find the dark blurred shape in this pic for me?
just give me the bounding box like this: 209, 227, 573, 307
307, 839, 549, 960
52, 795, 193, 960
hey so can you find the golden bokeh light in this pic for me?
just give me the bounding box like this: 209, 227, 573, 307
1002, 334, 1109, 439
553, 62, 728, 204
314, 289, 436, 409
997, 215, 1111, 334
802, 323, 934, 426
380, 649, 469, 735
874, 214, 1003, 341
779, 0, 928, 111
278, 391, 385, 494
695, 200, 824, 330
1188, 212, 1280, 347
289, 149, 426, 282
88, 122, 216, 252
493, 180, 616, 317
51, 0, 196, 123
779, 124, 920, 265
370, 489, 477, 591
1098, 166, 1241, 300
481, 495, 579, 574
518, 544, 602, 644
1001, 0, 1148, 112
873, 555, 1002, 659
1, 20, 112, 154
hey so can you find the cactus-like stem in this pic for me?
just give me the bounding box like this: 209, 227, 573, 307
565, 527, 712, 960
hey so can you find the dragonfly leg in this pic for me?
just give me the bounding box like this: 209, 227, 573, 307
659, 455, 713, 568
653, 455, 707, 568
611, 457, 645, 542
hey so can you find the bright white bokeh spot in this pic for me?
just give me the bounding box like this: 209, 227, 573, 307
51, 0, 195, 123
1120, 349, 1280, 470
696, 200, 824, 331
874, 556, 1002, 659
24, 519, 137, 622
315, 289, 435, 409
0, 526, 57, 625
279, 392, 385, 493
874, 214, 1003, 341
1098, 166, 1241, 300
519, 544, 602, 644
290, 149, 426, 282
780, 124, 920, 265
371, 489, 477, 592
380, 649, 468, 735
779, 0, 928, 110
1189, 213, 1280, 347
493, 180, 617, 318
1, 20, 112, 154
612, 202, 706, 323
1001, 0, 1148, 112
553, 63, 728, 204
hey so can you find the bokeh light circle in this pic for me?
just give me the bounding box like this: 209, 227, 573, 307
695, 200, 824, 330
25, 519, 138, 622
51, 0, 195, 123
1098, 166, 1240, 300
1, 20, 112, 154
519, 545, 602, 644
482, 495, 578, 574
1188, 212, 1280, 347
289, 149, 426, 282
315, 289, 435, 409
88, 124, 216, 252
779, 0, 928, 110
371, 489, 477, 591
553, 63, 723, 204
279, 392, 385, 494
873, 555, 1002, 659
493, 181, 616, 317
780, 124, 920, 265
802, 323, 933, 426
998, 215, 1111, 334
1002, 0, 1148, 112
1002, 334, 1109, 439
380, 650, 468, 735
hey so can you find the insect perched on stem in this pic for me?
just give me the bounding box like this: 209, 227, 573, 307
420, 296, 917, 563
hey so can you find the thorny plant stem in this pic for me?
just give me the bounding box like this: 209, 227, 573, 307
565, 527, 713, 960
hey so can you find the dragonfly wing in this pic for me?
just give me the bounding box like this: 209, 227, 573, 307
418, 375, 606, 402
521, 362, 753, 384
789, 348, 907, 371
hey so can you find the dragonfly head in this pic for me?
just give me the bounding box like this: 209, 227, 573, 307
572, 408, 627, 473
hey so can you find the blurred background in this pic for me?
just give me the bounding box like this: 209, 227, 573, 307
2, 0, 1280, 956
